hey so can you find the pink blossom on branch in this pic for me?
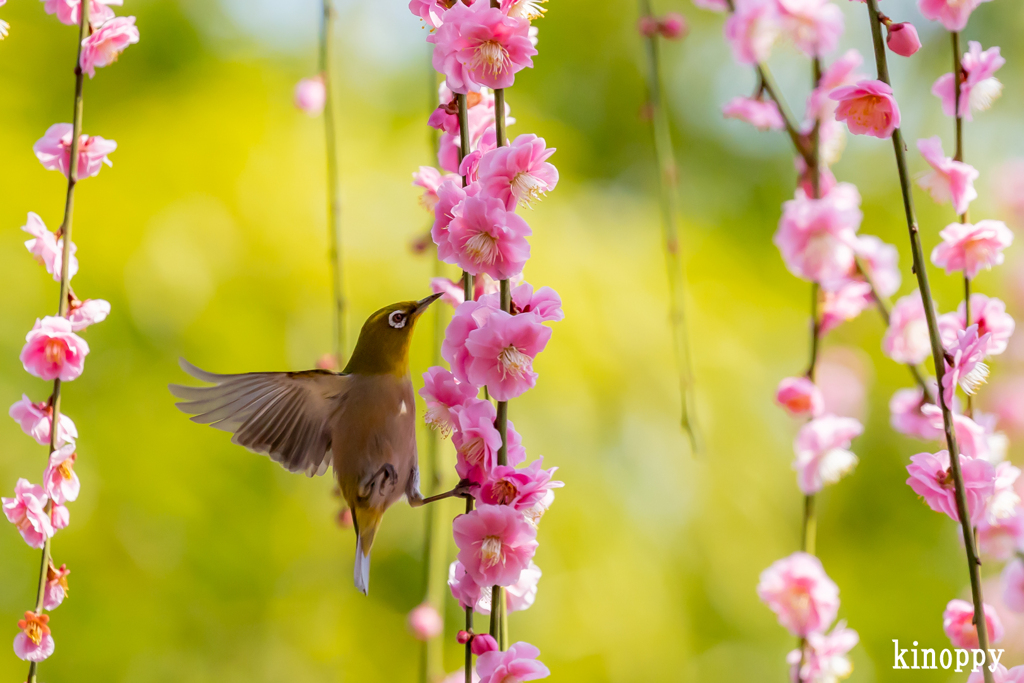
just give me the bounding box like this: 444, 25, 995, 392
918, 0, 991, 33
2, 479, 53, 549
464, 309, 551, 401
477, 134, 558, 210
79, 16, 140, 79
43, 561, 70, 611
885, 22, 921, 57
882, 291, 932, 365
932, 42, 1004, 120
723, 0, 781, 65
890, 387, 942, 440
906, 450, 995, 525
788, 621, 858, 683
475, 641, 550, 683
42, 0, 121, 27
448, 195, 532, 280
985, 462, 1021, 524
722, 96, 785, 131
452, 398, 504, 483
442, 299, 495, 385
773, 183, 862, 285
451, 559, 542, 614
478, 457, 563, 509
942, 599, 1004, 649
20, 316, 90, 382
9, 395, 78, 447
34, 123, 116, 179
920, 404, 989, 460
775, 0, 844, 58
453, 504, 538, 587
939, 294, 1015, 357
916, 136, 979, 216
830, 80, 901, 139
420, 366, 477, 437
409, 0, 447, 29
13, 611, 54, 663
775, 376, 824, 418
931, 220, 1013, 280
22, 212, 78, 284
818, 279, 872, 334
793, 414, 862, 494
294, 76, 326, 116
942, 324, 991, 405
67, 298, 111, 332
757, 552, 840, 637
43, 444, 80, 506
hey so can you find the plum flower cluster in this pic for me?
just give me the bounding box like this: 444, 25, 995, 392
409, 0, 556, 680
4, 0, 133, 671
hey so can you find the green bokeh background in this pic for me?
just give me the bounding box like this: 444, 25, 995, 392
1, 0, 1023, 680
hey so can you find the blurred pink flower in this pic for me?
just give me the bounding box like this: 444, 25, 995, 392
693, 0, 729, 11
933, 42, 1004, 120
413, 166, 455, 212
886, 22, 921, 57
916, 136, 979, 216
43, 444, 80, 506
918, 0, 991, 32
724, 0, 781, 65
43, 561, 70, 611
658, 13, 688, 39
757, 552, 840, 637
42, 0, 120, 27
637, 15, 658, 37
13, 611, 53, 663
448, 195, 531, 280
988, 376, 1024, 435
442, 299, 496, 385
776, 0, 844, 58
20, 316, 90, 382
920, 404, 988, 459
722, 96, 785, 131
788, 620, 858, 683
931, 220, 1013, 280
407, 603, 443, 641
776, 376, 825, 418
294, 76, 326, 116
773, 184, 862, 285
942, 324, 991, 406
80, 15, 139, 78
22, 212, 78, 283
428, 0, 536, 93
816, 346, 871, 420
986, 462, 1022, 523
793, 414, 862, 494
453, 504, 538, 587
883, 291, 931, 365
890, 387, 942, 440
831, 80, 901, 139
2, 479, 53, 549
943, 599, 1004, 649
477, 134, 558, 210
475, 642, 550, 683
977, 508, 1024, 561
9, 395, 77, 447
939, 294, 1014, 357
464, 310, 551, 401
51, 502, 69, 532
34, 123, 116, 179
906, 450, 995, 525
995, 159, 1024, 226
479, 457, 563, 510
854, 234, 900, 298
420, 366, 478, 437
1003, 559, 1024, 613
67, 298, 110, 332
819, 279, 872, 334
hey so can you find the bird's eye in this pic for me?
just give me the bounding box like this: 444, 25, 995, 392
388, 311, 407, 329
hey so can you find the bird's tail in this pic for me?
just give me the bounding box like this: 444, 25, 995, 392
352, 506, 383, 595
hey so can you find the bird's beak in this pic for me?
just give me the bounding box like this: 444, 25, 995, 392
412, 291, 443, 317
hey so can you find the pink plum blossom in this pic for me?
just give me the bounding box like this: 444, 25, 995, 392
407, 603, 443, 641
428, 0, 536, 93
776, 376, 824, 418
20, 316, 90, 382
409, 0, 447, 29
995, 159, 1024, 226
432, 178, 476, 263
13, 611, 53, 663
1003, 559, 1024, 613
831, 80, 901, 139
916, 136, 979, 216
475, 641, 550, 683
442, 299, 496, 385
453, 504, 538, 587
43, 561, 70, 611
986, 462, 1022, 524
51, 502, 69, 532
2, 479, 53, 549
455, 559, 542, 614
883, 291, 932, 365
886, 22, 921, 57
890, 387, 942, 440
79, 16, 139, 78
920, 404, 989, 460
448, 195, 531, 280
509, 282, 563, 322
819, 279, 872, 334
854, 234, 900, 298
34, 123, 116, 179
788, 621, 858, 683
464, 309, 551, 401
452, 398, 504, 483
420, 366, 478, 437
413, 166, 456, 212
906, 450, 995, 525
918, 0, 991, 33
294, 76, 326, 116
478, 457, 563, 510
793, 414, 862, 494
931, 220, 1012, 280
978, 509, 1024, 561
42, 0, 120, 27
932, 42, 1004, 120
67, 298, 110, 332
9, 395, 77, 447
942, 325, 991, 405
724, 0, 781, 65
722, 96, 785, 131
477, 134, 558, 210
757, 552, 840, 637
448, 560, 485, 611
773, 184, 862, 285
943, 599, 1004, 649
43, 444, 80, 506
775, 0, 844, 58
939, 294, 1014, 357
22, 212, 78, 283
693, 0, 729, 11
816, 346, 871, 420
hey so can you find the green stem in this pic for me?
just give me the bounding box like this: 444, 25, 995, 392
864, 4, 993, 681
639, 0, 702, 453
464, 495, 475, 683
321, 0, 345, 366
807, 284, 820, 381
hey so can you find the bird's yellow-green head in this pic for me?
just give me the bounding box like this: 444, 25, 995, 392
342, 293, 443, 376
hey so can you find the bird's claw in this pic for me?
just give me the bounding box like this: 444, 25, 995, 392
454, 479, 477, 500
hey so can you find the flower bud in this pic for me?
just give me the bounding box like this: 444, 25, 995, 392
470, 633, 499, 655
658, 13, 688, 40
886, 22, 921, 57
456, 630, 473, 645
407, 603, 443, 641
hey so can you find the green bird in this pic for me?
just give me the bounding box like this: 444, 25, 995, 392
169, 293, 467, 594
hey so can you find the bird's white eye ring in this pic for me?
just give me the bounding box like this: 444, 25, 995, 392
388, 311, 407, 329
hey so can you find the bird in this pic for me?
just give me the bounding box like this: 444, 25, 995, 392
169, 292, 468, 594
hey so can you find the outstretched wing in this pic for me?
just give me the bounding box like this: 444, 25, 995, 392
169, 358, 350, 477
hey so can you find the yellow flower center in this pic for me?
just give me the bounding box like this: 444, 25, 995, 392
498, 346, 530, 380
511, 171, 547, 207
471, 40, 511, 76
461, 437, 486, 465
44, 338, 67, 365
464, 231, 499, 266
24, 621, 43, 646
480, 535, 504, 568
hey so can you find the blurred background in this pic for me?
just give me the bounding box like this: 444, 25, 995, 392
1, 0, 1023, 680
